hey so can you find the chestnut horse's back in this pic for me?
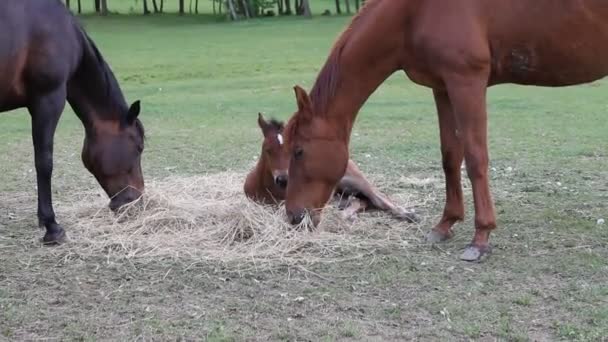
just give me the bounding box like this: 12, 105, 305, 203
480, 0, 608, 86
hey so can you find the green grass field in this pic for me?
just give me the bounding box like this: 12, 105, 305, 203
1, 12, 607, 341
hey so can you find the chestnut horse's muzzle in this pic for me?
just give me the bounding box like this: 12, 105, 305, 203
287, 209, 306, 225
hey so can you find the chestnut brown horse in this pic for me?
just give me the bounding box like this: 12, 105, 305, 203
282, 0, 608, 261
244, 114, 418, 222
1, 0, 145, 244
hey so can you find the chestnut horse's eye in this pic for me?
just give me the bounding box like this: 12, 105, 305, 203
294, 147, 304, 160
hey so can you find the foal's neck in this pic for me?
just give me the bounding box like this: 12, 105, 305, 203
246, 157, 284, 203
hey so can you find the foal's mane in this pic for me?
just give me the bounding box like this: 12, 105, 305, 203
309, 0, 382, 116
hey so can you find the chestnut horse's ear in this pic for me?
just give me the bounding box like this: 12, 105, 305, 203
127, 100, 141, 124
293, 85, 312, 115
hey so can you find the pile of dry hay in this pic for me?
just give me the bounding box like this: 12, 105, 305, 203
54, 172, 435, 267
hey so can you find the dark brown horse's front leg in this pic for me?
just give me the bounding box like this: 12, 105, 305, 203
445, 76, 496, 261
28, 88, 67, 244
427, 89, 465, 243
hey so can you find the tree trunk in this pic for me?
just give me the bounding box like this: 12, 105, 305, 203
77, 0, 82, 13
219, 0, 223, 14
277, 0, 283, 14
143, 0, 150, 14
179, 0, 184, 15
152, 0, 159, 12
285, 0, 292, 14
227, 0, 238, 20
344, 0, 351, 13
354, 0, 359, 11
300, 0, 311, 17
189, 0, 192, 13
195, 0, 199, 13
100, 0, 108, 15
94, 0, 100, 12
66, 0, 71, 10
160, 0, 164, 12
241, 0, 250, 18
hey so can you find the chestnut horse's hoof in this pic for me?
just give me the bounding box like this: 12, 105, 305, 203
460, 244, 492, 262
425, 228, 454, 243
42, 225, 67, 245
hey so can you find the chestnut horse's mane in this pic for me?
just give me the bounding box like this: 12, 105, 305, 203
309, 0, 382, 116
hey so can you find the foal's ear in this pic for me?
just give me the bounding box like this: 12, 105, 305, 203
293, 85, 312, 115
127, 100, 141, 124
257, 112, 270, 135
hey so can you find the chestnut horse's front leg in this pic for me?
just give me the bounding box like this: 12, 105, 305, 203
444, 74, 496, 261
426, 89, 465, 243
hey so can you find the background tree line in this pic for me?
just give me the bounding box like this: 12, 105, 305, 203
63, 0, 365, 19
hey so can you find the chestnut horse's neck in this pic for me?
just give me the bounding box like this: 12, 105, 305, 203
66, 24, 129, 132
309, 0, 409, 140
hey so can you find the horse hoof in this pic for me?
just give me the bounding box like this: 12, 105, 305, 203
395, 209, 421, 223
425, 229, 453, 243
459, 244, 492, 262
42, 227, 67, 245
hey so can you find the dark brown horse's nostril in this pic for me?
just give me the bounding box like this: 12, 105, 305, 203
275, 175, 288, 189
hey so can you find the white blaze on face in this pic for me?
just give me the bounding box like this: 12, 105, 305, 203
277, 133, 284, 145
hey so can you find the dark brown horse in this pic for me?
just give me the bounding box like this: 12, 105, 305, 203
1, 0, 145, 244
282, 0, 608, 261
244, 114, 418, 222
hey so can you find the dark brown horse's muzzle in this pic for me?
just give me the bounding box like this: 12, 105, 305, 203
109, 187, 143, 211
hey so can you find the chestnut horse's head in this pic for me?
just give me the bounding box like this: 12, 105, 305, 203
284, 86, 349, 226
258, 113, 289, 190
81, 101, 145, 211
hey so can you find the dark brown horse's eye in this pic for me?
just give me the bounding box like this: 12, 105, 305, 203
294, 147, 304, 160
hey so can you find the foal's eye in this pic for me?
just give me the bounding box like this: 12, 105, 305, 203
293, 147, 304, 160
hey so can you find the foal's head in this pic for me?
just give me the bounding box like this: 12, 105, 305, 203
81, 101, 145, 211
258, 113, 289, 190
284, 86, 349, 226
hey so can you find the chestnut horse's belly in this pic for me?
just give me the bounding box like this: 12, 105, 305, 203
490, 45, 608, 87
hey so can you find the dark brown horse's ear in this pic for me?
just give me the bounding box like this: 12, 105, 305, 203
127, 100, 141, 124
294, 85, 312, 115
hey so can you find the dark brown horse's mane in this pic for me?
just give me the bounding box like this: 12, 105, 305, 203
309, 0, 381, 116
73, 19, 144, 138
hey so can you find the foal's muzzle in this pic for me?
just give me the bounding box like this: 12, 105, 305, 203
274, 174, 288, 189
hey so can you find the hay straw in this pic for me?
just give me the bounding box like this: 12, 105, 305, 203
33, 172, 436, 268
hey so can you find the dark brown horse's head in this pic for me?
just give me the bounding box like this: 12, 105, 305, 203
284, 86, 349, 226
81, 101, 145, 211
258, 113, 289, 190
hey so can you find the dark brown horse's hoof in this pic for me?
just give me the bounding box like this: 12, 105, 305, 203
460, 244, 492, 262
425, 228, 454, 243
42, 226, 67, 245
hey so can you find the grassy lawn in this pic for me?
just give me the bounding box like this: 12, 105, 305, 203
1, 13, 607, 341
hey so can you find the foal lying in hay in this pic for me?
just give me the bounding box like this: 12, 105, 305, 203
244, 114, 419, 223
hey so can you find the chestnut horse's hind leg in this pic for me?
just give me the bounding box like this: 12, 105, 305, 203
444, 75, 496, 261
426, 89, 465, 244
28, 87, 67, 245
